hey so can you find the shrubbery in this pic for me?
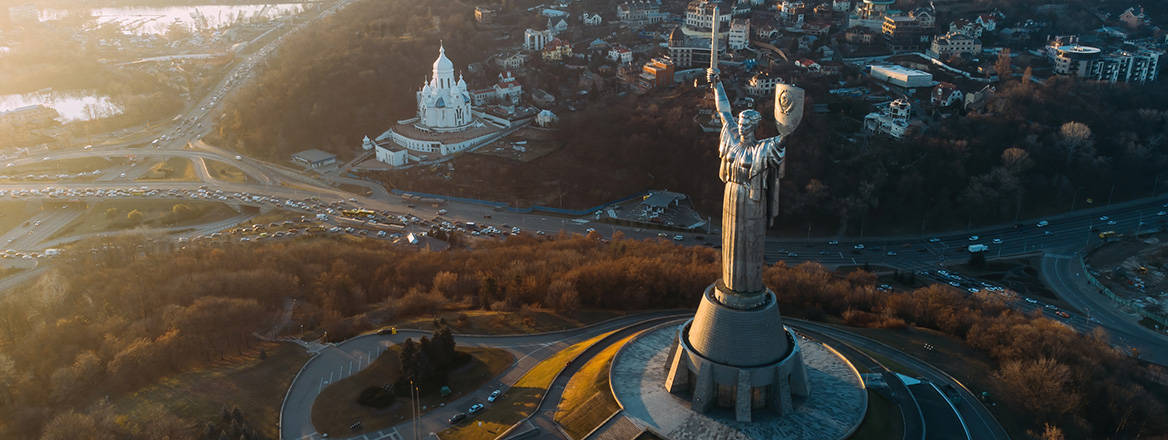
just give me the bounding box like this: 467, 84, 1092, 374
0, 234, 1164, 438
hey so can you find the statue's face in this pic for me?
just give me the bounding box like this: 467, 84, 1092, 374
739, 110, 761, 137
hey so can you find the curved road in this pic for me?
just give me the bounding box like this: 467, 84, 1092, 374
279, 312, 686, 440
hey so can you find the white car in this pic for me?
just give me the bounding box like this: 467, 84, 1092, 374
673, 235, 684, 241
928, 237, 941, 243
1098, 215, 1109, 221
1036, 220, 1049, 227
488, 390, 502, 402
853, 244, 865, 250
991, 238, 1002, 244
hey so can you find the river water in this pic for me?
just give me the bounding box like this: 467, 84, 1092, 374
0, 91, 123, 122
38, 3, 313, 35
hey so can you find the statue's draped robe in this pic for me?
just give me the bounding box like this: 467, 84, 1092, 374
716, 107, 785, 294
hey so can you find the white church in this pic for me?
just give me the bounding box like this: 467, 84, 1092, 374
368, 45, 517, 168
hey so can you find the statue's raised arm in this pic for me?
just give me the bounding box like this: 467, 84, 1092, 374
709, 68, 734, 129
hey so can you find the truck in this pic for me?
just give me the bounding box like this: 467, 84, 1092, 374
967, 244, 989, 253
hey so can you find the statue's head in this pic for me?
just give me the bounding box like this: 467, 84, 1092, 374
738, 110, 762, 136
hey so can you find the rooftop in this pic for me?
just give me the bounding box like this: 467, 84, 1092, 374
291, 149, 336, 163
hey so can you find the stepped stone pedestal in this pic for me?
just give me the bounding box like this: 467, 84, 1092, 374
664, 283, 809, 422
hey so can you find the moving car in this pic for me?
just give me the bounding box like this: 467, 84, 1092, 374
448, 413, 466, 424
1036, 220, 1049, 227
488, 390, 502, 402
468, 403, 484, 415
928, 237, 941, 243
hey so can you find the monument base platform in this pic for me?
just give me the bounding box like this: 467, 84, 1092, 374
612, 324, 868, 440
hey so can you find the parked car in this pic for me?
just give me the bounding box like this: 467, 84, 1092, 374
488, 390, 502, 402
448, 413, 467, 424
468, 403, 484, 415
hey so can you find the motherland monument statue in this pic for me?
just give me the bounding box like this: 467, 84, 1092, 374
663, 6, 811, 422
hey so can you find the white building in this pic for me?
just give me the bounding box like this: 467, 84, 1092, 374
868, 64, 933, 87
728, 18, 750, 50
415, 45, 473, 130
779, 1, 806, 22
864, 98, 912, 138
551, 18, 569, 35
617, 0, 666, 25
496, 51, 528, 69
582, 13, 603, 25
609, 45, 634, 64
373, 45, 508, 168
525, 28, 553, 51
1051, 44, 1162, 83
471, 71, 523, 106
929, 32, 981, 58
948, 19, 983, 38
832, 0, 851, 12
744, 72, 781, 97
931, 82, 963, 107
684, 0, 731, 36
535, 109, 558, 127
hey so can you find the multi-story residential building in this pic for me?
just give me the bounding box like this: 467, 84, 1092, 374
474, 7, 497, 24
684, 0, 732, 36
582, 13, 603, 25
929, 32, 981, 58
779, 1, 807, 22
948, 18, 982, 38
609, 45, 634, 64
496, 51, 529, 69
851, 0, 893, 30
864, 98, 912, 138
541, 38, 573, 62
931, 82, 963, 107
617, 0, 667, 25
882, 7, 935, 51
745, 71, 781, 97
638, 57, 676, 90
1051, 44, 1161, 83
525, 28, 552, 51
728, 18, 750, 50
668, 26, 721, 68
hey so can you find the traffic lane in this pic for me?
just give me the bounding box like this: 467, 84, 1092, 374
1040, 254, 1168, 364
790, 319, 1008, 440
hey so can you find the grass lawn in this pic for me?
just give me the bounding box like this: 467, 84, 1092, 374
0, 156, 126, 177
206, 159, 252, 183
847, 325, 1031, 440
847, 390, 903, 440
440, 331, 616, 440
554, 333, 638, 439
137, 157, 196, 181
393, 308, 626, 335
51, 199, 238, 239
0, 201, 35, 235
312, 347, 515, 438
113, 342, 308, 439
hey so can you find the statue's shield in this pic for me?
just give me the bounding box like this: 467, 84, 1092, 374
774, 84, 805, 137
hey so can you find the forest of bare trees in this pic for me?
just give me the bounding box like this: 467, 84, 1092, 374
0, 234, 1164, 438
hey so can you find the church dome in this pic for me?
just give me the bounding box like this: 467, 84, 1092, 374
432, 44, 454, 76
